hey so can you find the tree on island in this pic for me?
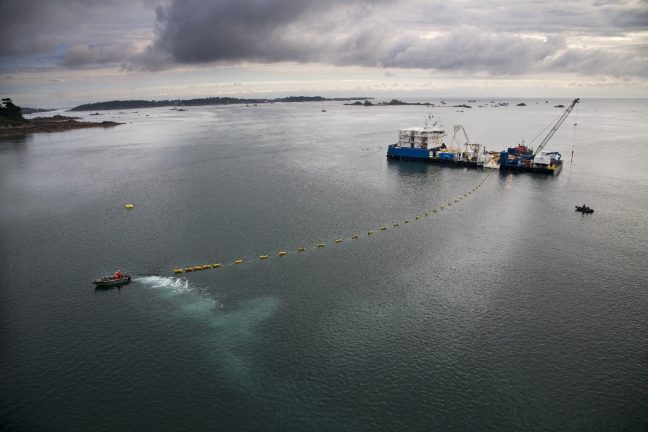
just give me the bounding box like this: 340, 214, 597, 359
1, 98, 25, 122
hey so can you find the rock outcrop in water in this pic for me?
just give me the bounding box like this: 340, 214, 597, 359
345, 99, 434, 106
0, 115, 123, 136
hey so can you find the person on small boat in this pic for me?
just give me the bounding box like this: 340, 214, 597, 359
114, 270, 123, 279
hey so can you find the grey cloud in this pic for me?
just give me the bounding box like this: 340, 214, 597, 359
604, 3, 648, 29
138, 0, 646, 77
149, 0, 384, 64
0, 0, 161, 57
1, 0, 646, 78
548, 47, 648, 77
62, 43, 138, 67
381, 31, 566, 75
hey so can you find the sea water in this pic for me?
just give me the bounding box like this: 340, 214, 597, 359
1, 98, 647, 431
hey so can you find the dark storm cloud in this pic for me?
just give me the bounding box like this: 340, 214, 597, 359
138, 0, 647, 77
148, 0, 385, 64
1, 0, 646, 77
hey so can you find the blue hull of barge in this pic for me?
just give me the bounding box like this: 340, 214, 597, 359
386, 146, 431, 160
386, 145, 483, 168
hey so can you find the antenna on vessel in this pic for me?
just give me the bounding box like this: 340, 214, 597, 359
424, 113, 433, 129
570, 111, 579, 163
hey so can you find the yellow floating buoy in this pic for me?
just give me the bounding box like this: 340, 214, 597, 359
380, 227, 386, 231
405, 220, 409, 223
193, 266, 202, 271
298, 247, 306, 252
335, 239, 343, 243
351, 235, 359, 239
234, 259, 244, 264
415, 216, 420, 220
259, 255, 269, 260
424, 212, 430, 216
278, 251, 287, 256
433, 209, 437, 213
213, 263, 221, 268
318, 243, 325, 248
184, 267, 193, 272
203, 265, 212, 270
174, 269, 184, 274
393, 223, 399, 227
125, 204, 134, 209
368, 230, 373, 235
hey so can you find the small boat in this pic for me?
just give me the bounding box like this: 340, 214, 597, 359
575, 205, 594, 214
93, 272, 131, 287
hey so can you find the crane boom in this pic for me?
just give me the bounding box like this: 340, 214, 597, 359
534, 98, 579, 156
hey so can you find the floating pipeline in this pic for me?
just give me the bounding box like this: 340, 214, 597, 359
171, 172, 493, 274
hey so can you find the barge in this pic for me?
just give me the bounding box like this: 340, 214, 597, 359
386, 118, 490, 169
386, 98, 579, 176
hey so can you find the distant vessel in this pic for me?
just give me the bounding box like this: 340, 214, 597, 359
575, 205, 594, 214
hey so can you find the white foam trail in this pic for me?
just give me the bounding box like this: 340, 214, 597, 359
135, 275, 193, 294
135, 275, 220, 308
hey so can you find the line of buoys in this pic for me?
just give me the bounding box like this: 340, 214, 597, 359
172, 172, 492, 275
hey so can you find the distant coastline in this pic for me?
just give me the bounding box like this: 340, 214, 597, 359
344, 99, 474, 108
70, 96, 373, 111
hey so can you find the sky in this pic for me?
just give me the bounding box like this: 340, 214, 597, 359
0, 0, 647, 107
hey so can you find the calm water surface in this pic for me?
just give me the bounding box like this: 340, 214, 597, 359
1, 99, 647, 431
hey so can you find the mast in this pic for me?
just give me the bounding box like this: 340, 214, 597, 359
534, 98, 580, 156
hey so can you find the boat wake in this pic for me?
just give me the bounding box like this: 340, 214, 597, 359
135, 275, 194, 294
135, 275, 218, 307
133, 275, 279, 388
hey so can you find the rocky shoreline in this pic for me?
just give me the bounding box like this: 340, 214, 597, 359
0, 115, 123, 136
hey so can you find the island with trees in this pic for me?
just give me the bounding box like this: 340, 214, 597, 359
70, 96, 373, 111
0, 98, 122, 136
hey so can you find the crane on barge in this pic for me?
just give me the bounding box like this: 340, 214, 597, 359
533, 98, 580, 157
499, 98, 580, 174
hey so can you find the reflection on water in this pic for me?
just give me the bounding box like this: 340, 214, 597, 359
0, 133, 32, 152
